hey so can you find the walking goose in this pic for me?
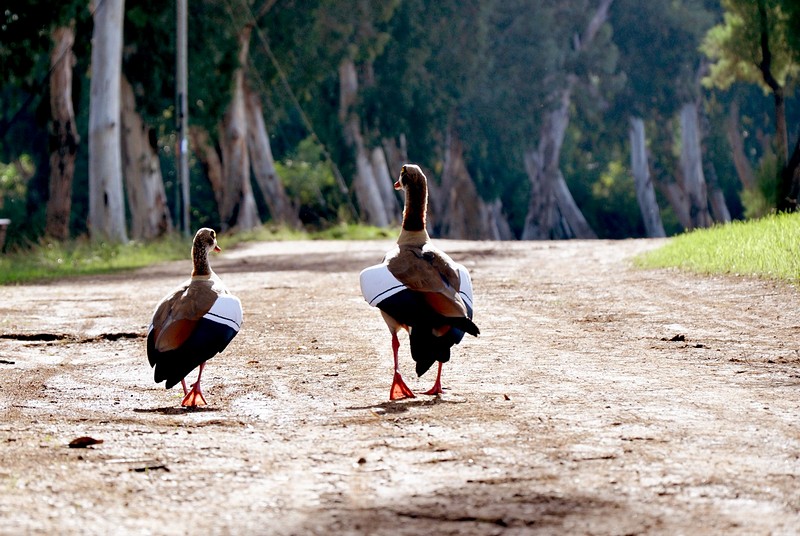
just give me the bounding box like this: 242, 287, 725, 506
147, 228, 243, 407
360, 164, 479, 400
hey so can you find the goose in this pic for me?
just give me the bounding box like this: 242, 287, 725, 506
360, 164, 479, 400
147, 228, 243, 407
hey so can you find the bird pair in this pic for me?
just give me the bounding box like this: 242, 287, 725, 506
147, 164, 479, 407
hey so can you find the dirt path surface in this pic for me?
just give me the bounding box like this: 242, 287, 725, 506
1, 238, 799, 535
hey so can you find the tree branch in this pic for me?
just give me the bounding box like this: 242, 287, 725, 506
580, 0, 614, 51
757, 0, 781, 92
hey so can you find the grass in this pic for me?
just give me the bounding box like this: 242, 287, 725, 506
635, 212, 800, 282
0, 223, 398, 285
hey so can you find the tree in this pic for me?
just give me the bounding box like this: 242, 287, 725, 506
218, 24, 260, 231
120, 75, 172, 239
245, 82, 301, 227
519, 0, 614, 239
628, 117, 665, 237
702, 0, 800, 210
45, 23, 79, 240
611, 0, 721, 234
88, 0, 128, 242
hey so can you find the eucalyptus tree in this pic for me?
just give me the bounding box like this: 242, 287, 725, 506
88, 0, 128, 243
702, 0, 800, 211
611, 0, 722, 233
1, 1, 87, 241
363, 0, 511, 238
478, 0, 618, 240
303, 0, 400, 227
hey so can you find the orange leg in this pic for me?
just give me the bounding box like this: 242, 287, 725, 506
182, 362, 208, 407
389, 332, 415, 400
422, 361, 443, 396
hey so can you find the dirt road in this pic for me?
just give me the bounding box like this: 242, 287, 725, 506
1, 238, 798, 535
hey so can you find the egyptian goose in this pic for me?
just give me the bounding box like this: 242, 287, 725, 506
147, 228, 243, 407
360, 164, 479, 400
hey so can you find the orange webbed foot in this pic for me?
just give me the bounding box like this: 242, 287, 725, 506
181, 383, 207, 407
390, 371, 416, 400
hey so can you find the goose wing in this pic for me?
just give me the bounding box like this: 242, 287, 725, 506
387, 244, 467, 318
150, 279, 219, 353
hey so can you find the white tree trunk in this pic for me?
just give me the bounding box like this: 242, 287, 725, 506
679, 102, 711, 229
704, 163, 732, 224
726, 100, 756, 190
553, 172, 597, 239
339, 59, 389, 227
120, 76, 172, 240
521, 82, 597, 239
520, 0, 613, 240
219, 26, 260, 231
381, 135, 407, 181
46, 25, 79, 240
629, 117, 665, 238
88, 0, 127, 242
659, 181, 692, 230
244, 84, 301, 228
370, 146, 400, 224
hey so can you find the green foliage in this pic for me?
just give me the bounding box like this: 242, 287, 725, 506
611, 0, 715, 115
701, 0, 799, 91
275, 137, 345, 228
588, 159, 643, 238
4, 0, 798, 244
636, 211, 800, 282
741, 152, 780, 219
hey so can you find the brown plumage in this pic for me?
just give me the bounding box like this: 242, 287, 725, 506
147, 228, 243, 407
377, 164, 479, 399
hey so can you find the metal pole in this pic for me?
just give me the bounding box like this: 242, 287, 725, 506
176, 0, 190, 235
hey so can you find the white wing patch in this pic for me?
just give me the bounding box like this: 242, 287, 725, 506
204, 294, 243, 332
360, 262, 474, 309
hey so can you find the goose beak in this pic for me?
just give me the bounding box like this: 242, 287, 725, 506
214, 244, 222, 253
393, 179, 402, 190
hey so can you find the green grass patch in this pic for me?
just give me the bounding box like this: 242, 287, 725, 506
635, 212, 800, 282
0, 235, 190, 285
0, 223, 397, 285
310, 222, 397, 240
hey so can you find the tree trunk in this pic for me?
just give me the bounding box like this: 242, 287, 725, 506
45, 25, 79, 241
521, 146, 555, 240
659, 181, 692, 230
189, 126, 224, 220
679, 102, 711, 229
381, 135, 407, 180
756, 0, 792, 211
628, 117, 665, 238
726, 99, 756, 191
553, 172, 597, 239
522, 81, 595, 240
370, 146, 401, 224
521, 0, 612, 240
120, 76, 172, 240
339, 59, 390, 227
244, 84, 301, 228
756, 0, 788, 166
785, 137, 800, 207
88, 0, 128, 243
709, 189, 731, 224
438, 127, 512, 240
219, 25, 260, 231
